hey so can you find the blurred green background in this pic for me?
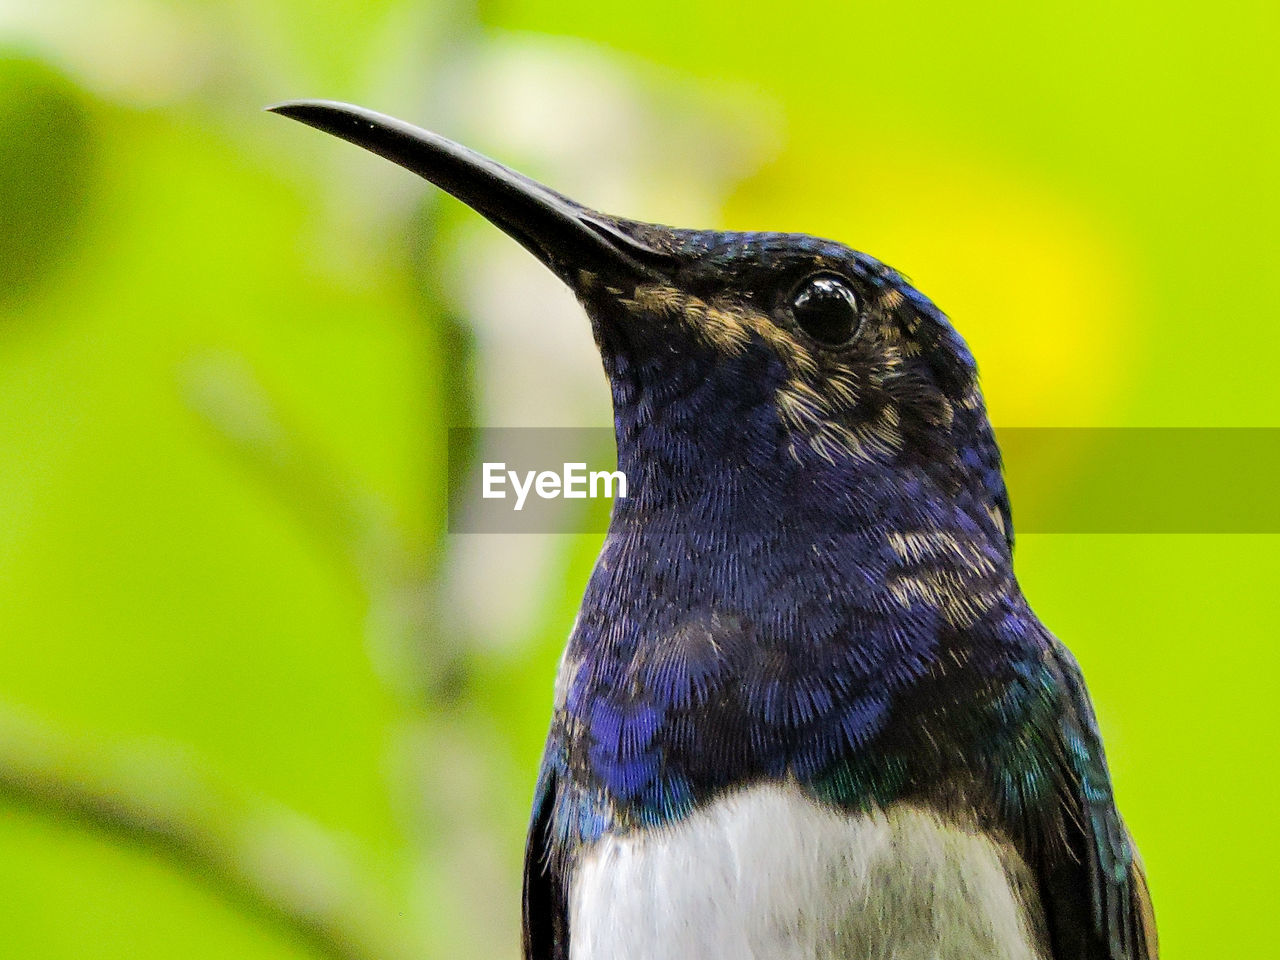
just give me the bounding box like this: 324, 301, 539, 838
1, 2, 1276, 957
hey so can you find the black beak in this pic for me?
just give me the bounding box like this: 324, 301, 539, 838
267, 99, 671, 288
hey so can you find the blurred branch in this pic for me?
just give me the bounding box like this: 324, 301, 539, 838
0, 703, 418, 960
183, 352, 522, 958
182, 350, 462, 706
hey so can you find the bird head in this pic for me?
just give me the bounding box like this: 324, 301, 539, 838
270, 101, 1012, 553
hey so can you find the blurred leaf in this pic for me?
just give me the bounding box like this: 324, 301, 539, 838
0, 54, 94, 306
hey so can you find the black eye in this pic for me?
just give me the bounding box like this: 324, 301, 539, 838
790, 274, 861, 345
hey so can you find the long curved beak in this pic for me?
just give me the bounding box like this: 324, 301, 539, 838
267, 99, 670, 288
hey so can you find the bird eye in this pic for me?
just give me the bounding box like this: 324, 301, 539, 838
790, 274, 861, 345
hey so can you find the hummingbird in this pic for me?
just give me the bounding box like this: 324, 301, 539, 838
270, 100, 1157, 960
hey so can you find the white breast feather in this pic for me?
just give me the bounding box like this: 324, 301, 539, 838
569, 782, 1048, 960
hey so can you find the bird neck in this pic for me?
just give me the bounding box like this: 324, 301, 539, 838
591, 324, 1019, 661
